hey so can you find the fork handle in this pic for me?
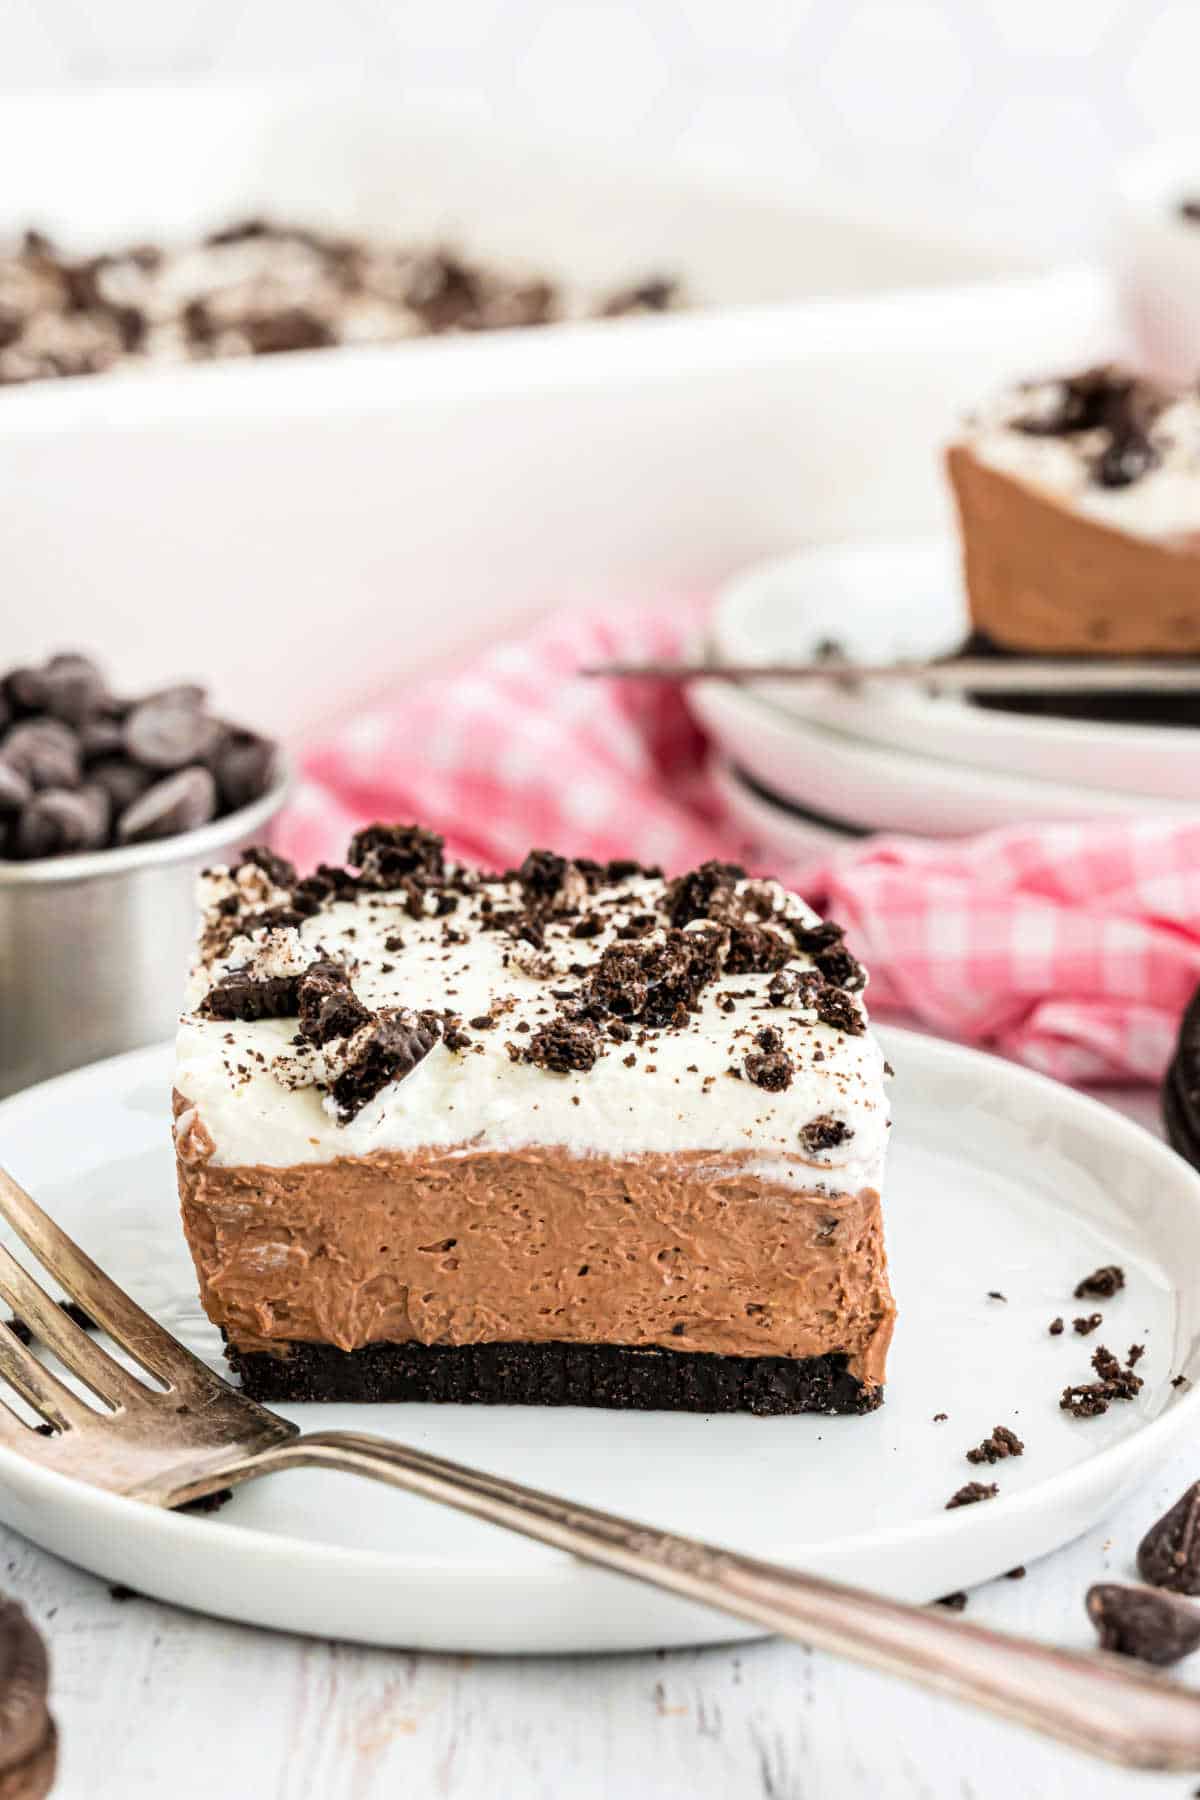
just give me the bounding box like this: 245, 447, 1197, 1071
190, 1429, 1200, 1772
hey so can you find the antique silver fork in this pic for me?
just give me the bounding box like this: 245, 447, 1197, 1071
0, 1164, 1197, 1773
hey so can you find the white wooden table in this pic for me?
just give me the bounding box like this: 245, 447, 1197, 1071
12, 1088, 1198, 1800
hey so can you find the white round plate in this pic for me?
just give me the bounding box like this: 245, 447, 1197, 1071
711, 757, 865, 863
0, 1038, 1197, 1654
711, 539, 1200, 802
690, 674, 1200, 836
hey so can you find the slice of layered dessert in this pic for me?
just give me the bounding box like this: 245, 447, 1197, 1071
173, 827, 894, 1415
947, 365, 1200, 655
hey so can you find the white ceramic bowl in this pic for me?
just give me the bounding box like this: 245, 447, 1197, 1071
1115, 139, 1200, 384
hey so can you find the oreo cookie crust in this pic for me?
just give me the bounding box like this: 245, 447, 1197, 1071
225, 1339, 882, 1417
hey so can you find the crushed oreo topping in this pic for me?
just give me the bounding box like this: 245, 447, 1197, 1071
798, 1115, 854, 1155
522, 1017, 600, 1074
348, 822, 445, 888
1073, 1313, 1103, 1337
201, 970, 300, 1022
1010, 367, 1168, 490
297, 960, 371, 1045
329, 1009, 442, 1122
743, 1027, 794, 1092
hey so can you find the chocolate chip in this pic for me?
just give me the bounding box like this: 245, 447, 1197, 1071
87, 756, 152, 814
0, 763, 31, 814
13, 785, 108, 858
38, 651, 108, 725
1074, 1265, 1124, 1300
1137, 1482, 1200, 1595
78, 715, 125, 760
1, 718, 81, 789
116, 766, 217, 843
214, 733, 278, 811
1086, 1583, 1200, 1666
124, 696, 221, 771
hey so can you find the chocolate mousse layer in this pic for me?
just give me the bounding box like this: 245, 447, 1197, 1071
176, 1130, 893, 1407
948, 443, 1200, 654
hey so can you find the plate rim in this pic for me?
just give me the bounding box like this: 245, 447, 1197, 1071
0, 1030, 1197, 1599
712, 536, 1200, 759
690, 672, 1200, 818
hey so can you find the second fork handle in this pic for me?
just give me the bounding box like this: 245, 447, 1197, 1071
183, 1428, 1200, 1772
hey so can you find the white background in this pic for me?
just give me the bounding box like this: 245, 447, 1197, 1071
3, 0, 1200, 260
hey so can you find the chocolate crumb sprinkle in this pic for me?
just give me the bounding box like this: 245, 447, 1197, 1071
1074, 1264, 1125, 1300
1048, 1317, 1065, 1336
965, 1425, 1024, 1467
946, 1482, 998, 1510
1073, 1313, 1103, 1336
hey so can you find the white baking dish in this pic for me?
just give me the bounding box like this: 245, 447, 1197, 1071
0, 84, 1119, 736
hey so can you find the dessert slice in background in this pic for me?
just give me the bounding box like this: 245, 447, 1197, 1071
173, 829, 894, 1416
947, 366, 1200, 655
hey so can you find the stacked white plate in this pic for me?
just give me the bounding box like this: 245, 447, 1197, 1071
695, 539, 1200, 858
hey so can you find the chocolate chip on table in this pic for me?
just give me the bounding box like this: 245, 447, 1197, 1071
1137, 1481, 1200, 1595
123, 696, 221, 771
1086, 1583, 1200, 1666
116, 767, 217, 844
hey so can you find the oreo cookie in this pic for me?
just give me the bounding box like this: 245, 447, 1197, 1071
1164, 984, 1200, 1170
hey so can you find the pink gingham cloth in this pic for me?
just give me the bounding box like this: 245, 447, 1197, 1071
277, 600, 1200, 1088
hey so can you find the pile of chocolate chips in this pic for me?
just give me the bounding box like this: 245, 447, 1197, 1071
0, 221, 683, 387
0, 652, 279, 859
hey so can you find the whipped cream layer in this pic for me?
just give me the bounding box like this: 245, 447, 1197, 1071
964, 369, 1200, 543
174, 838, 890, 1187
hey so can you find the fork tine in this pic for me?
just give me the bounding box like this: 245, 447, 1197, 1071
0, 1239, 145, 1409
0, 1165, 224, 1396
0, 1319, 90, 1431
